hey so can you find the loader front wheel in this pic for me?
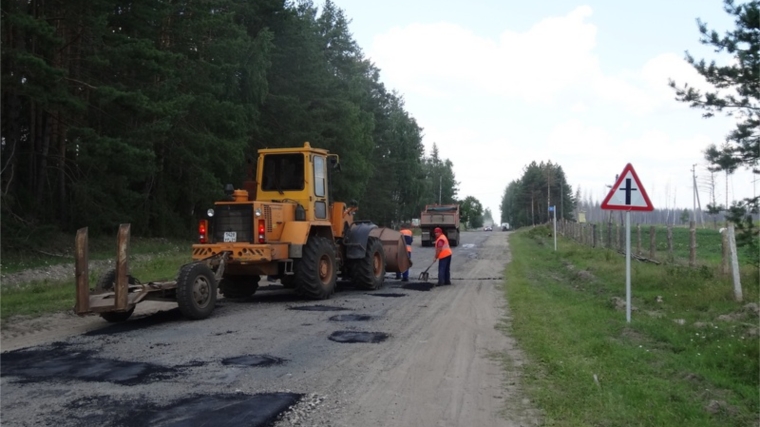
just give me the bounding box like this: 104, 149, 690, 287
219, 276, 260, 299
294, 237, 337, 300
349, 237, 385, 290
95, 269, 136, 322
176, 263, 217, 320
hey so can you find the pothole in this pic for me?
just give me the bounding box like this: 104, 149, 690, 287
329, 314, 373, 322
221, 354, 285, 367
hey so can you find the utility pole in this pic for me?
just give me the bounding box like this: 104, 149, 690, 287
692, 164, 697, 223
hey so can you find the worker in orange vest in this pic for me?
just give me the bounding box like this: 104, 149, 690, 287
396, 224, 413, 282
433, 227, 452, 286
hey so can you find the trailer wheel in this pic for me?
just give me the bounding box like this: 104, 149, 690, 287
176, 263, 217, 320
95, 269, 136, 322
219, 276, 260, 299
294, 237, 337, 300
349, 237, 385, 290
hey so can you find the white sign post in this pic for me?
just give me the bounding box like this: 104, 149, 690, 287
600, 164, 654, 323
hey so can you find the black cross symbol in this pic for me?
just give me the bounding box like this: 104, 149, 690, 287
618, 178, 638, 205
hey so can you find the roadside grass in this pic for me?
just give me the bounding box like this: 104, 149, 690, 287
1, 249, 192, 323
1, 232, 190, 275
503, 225, 759, 427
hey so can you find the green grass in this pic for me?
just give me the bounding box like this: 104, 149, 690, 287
503, 225, 759, 427
594, 223, 746, 267
1, 243, 192, 322
1, 232, 190, 275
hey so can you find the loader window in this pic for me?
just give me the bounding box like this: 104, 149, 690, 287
314, 156, 326, 197
262, 154, 304, 192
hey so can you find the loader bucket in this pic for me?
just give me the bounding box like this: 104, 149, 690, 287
369, 228, 412, 273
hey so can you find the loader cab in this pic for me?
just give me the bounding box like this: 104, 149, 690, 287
256, 142, 337, 222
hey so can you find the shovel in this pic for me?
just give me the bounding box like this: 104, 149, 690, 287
418, 259, 437, 283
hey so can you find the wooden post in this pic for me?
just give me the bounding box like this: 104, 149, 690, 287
606, 219, 612, 248
667, 225, 673, 262
721, 229, 730, 275
689, 221, 696, 267
74, 227, 90, 314
592, 224, 598, 248
727, 225, 743, 302
636, 223, 642, 255
649, 226, 656, 259
115, 224, 130, 311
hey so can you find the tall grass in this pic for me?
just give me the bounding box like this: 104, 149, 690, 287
503, 225, 759, 427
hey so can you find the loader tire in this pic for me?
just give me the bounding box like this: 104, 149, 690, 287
176, 263, 217, 320
294, 237, 337, 300
95, 269, 136, 322
349, 237, 385, 290
219, 275, 259, 299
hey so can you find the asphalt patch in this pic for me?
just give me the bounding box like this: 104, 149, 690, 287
58, 392, 302, 427
328, 331, 389, 343
329, 314, 373, 322
401, 282, 435, 292
1, 342, 176, 386
366, 292, 406, 298
221, 354, 285, 367
288, 305, 350, 312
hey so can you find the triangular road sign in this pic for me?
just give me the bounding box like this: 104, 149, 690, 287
601, 163, 654, 211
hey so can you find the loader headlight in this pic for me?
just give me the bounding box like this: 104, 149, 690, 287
255, 208, 262, 217
207, 209, 215, 218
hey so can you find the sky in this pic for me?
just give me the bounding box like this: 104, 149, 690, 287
328, 0, 758, 220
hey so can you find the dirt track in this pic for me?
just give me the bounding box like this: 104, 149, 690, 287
0, 231, 539, 426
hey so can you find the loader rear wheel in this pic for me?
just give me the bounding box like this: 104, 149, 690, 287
349, 237, 385, 290
219, 276, 260, 299
294, 237, 337, 300
95, 269, 136, 322
176, 263, 217, 320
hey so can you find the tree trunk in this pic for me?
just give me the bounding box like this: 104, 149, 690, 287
667, 226, 673, 262
689, 221, 696, 267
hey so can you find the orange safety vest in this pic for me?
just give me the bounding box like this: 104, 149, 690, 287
400, 229, 413, 254
434, 233, 452, 259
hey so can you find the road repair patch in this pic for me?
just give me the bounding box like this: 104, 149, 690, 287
366, 293, 406, 298
1, 342, 176, 385
329, 314, 373, 322
221, 354, 286, 367
328, 331, 389, 343
55, 392, 303, 427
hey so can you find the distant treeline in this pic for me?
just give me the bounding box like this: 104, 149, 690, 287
1, 0, 459, 244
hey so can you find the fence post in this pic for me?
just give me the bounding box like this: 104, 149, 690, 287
592, 224, 598, 248
606, 219, 612, 248
636, 223, 642, 255
649, 226, 655, 259
721, 229, 730, 275
727, 225, 743, 302
689, 221, 697, 267
667, 225, 674, 262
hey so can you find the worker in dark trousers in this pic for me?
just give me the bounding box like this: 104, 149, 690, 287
433, 227, 452, 286
396, 224, 413, 281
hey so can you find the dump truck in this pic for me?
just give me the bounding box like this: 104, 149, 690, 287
75, 142, 411, 322
419, 204, 460, 247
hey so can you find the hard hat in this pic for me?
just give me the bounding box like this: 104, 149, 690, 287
434, 227, 443, 234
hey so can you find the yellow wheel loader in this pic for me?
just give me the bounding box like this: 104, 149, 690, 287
75, 142, 411, 322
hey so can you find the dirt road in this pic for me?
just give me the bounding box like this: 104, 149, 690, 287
0, 231, 538, 426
